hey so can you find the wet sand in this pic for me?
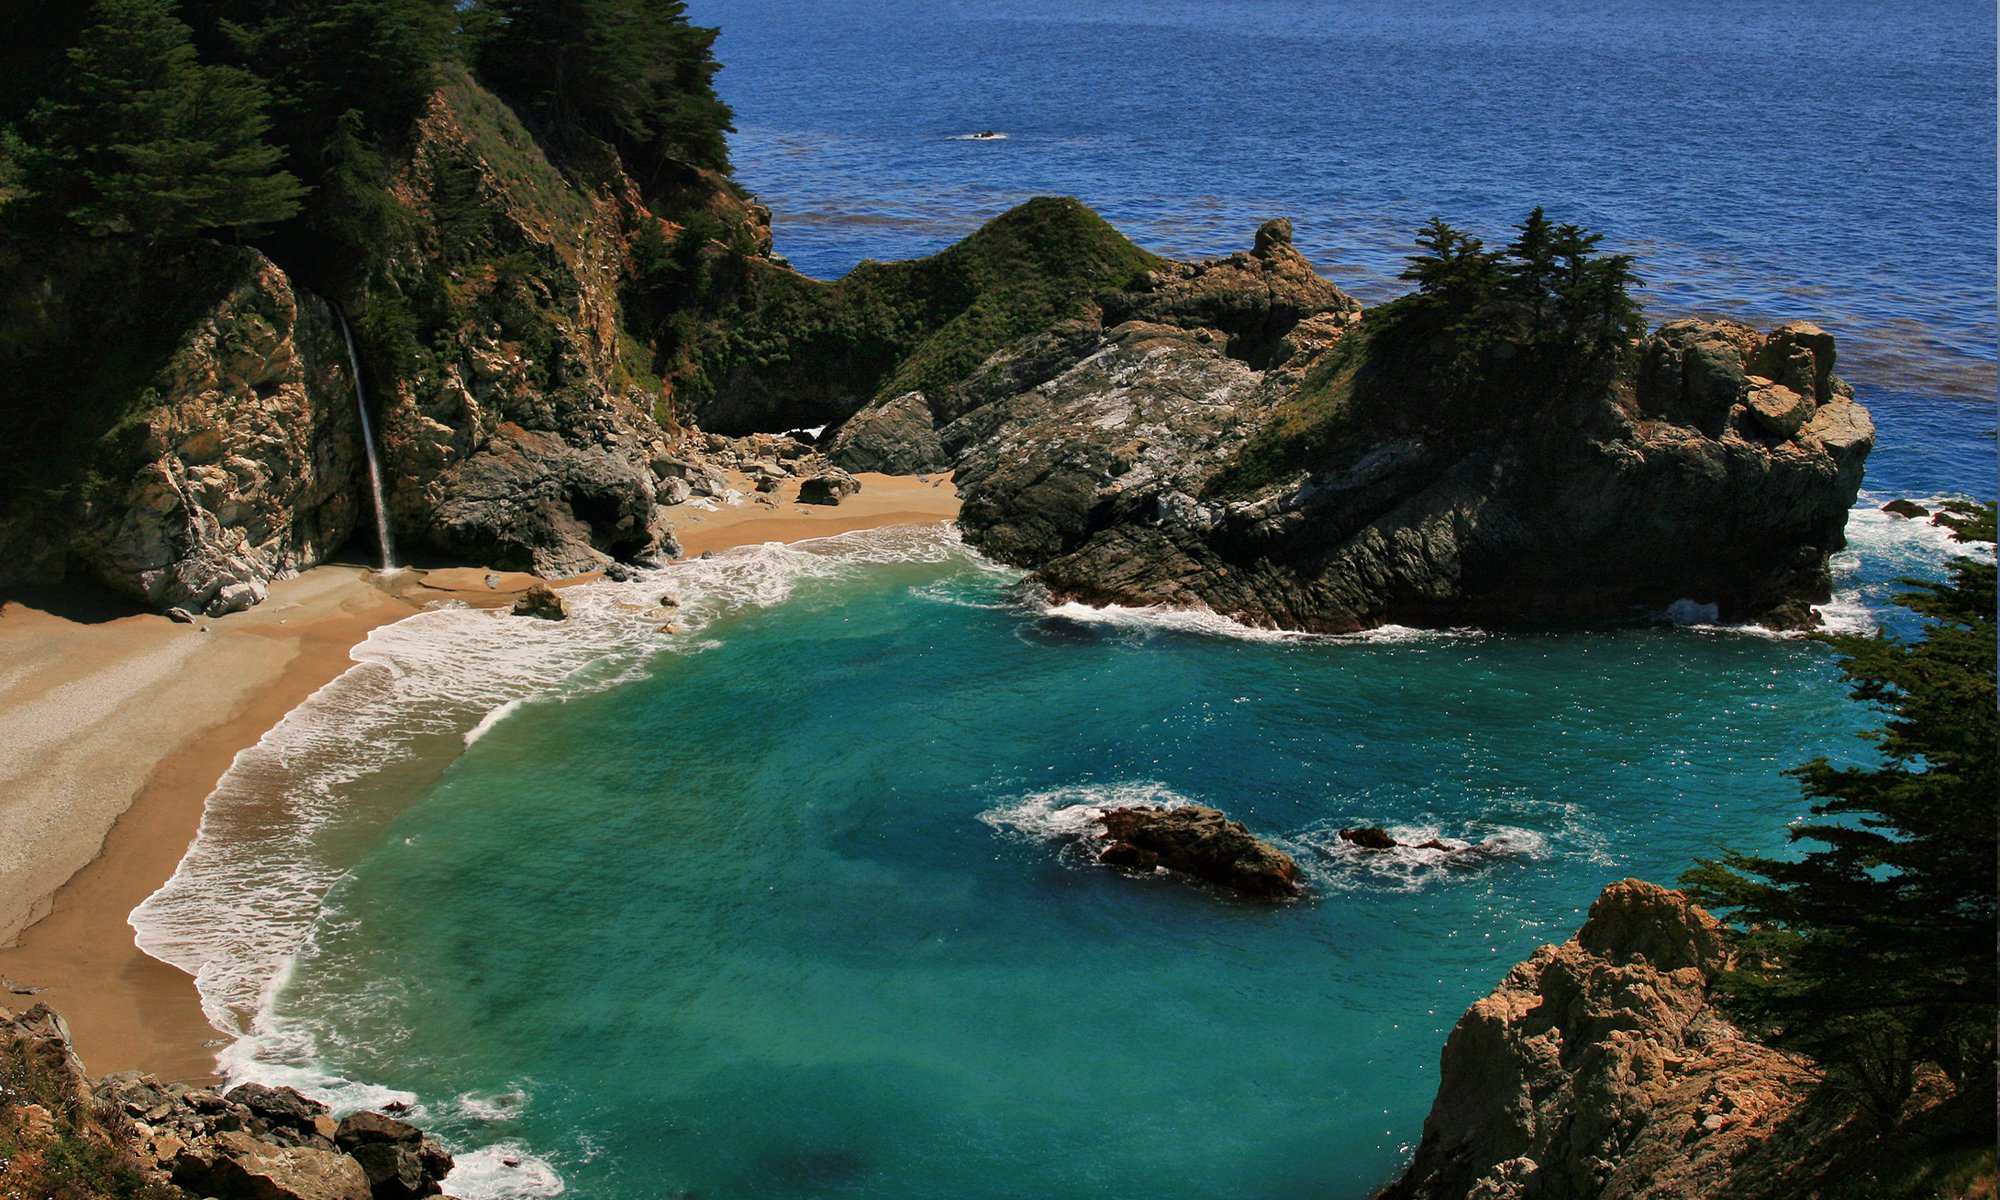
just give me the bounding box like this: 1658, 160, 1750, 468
0, 473, 959, 1080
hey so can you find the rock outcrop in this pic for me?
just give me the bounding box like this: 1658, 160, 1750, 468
1378, 880, 1818, 1200
367, 72, 688, 577
830, 219, 1870, 632
1093, 804, 1304, 898
0, 1005, 451, 1200
18, 247, 362, 613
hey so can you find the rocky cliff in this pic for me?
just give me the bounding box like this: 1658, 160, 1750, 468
1379, 880, 1819, 1200
0, 246, 362, 614
361, 72, 697, 576
1379, 880, 1994, 1200
831, 219, 1871, 632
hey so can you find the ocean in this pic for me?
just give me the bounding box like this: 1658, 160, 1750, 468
131, 2, 1995, 1197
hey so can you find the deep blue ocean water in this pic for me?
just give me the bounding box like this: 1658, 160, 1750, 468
133, 3, 1994, 1198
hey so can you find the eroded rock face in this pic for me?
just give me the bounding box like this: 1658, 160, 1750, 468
847, 222, 1870, 632
370, 76, 688, 576
1378, 880, 1816, 1200
63, 247, 361, 613
1095, 804, 1304, 898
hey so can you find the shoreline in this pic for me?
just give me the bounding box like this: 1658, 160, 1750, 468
0, 471, 959, 1081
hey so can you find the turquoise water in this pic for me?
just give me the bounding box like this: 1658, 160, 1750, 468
131, 1, 1997, 1195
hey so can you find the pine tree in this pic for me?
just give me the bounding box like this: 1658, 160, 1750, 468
474, 0, 733, 185
34, 0, 304, 241
1684, 501, 1998, 1124
1502, 205, 1557, 342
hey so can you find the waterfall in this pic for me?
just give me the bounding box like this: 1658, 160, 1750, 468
335, 311, 396, 572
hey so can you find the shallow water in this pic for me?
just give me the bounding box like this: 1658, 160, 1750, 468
132, 2, 1995, 1196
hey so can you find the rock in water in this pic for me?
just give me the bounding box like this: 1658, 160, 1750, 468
1338, 826, 1399, 850
511, 582, 568, 620
1378, 880, 1817, 1200
1095, 804, 1304, 898
336, 1111, 454, 1200
1881, 498, 1930, 519
797, 469, 862, 506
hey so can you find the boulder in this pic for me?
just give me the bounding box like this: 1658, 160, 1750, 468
797, 470, 862, 506
1881, 498, 1929, 519
226, 1083, 330, 1142
173, 1129, 373, 1200
511, 582, 568, 620
335, 1111, 453, 1200
206, 579, 270, 617
1094, 804, 1304, 898
1744, 377, 1812, 439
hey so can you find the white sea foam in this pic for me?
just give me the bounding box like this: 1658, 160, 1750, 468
464, 698, 529, 747
1289, 820, 1548, 893
978, 783, 1196, 843
452, 1088, 533, 1123
443, 1143, 567, 1200
129, 524, 982, 1189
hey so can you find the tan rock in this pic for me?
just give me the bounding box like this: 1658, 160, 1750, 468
1379, 880, 1819, 1200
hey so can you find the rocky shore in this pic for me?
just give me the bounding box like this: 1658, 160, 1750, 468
1, 1005, 452, 1200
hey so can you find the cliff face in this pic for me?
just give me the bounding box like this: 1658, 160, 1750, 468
363, 72, 696, 575
0, 245, 360, 614
1380, 880, 1818, 1200
833, 219, 1871, 631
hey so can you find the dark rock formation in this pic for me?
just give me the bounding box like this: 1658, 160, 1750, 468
1378, 880, 1817, 1200
840, 220, 1871, 632
336, 1111, 453, 1200
511, 582, 568, 620
1339, 827, 1464, 852
797, 469, 861, 506
1338, 826, 1398, 850
1094, 804, 1304, 898
1881, 498, 1929, 519
825, 390, 946, 474
427, 424, 676, 575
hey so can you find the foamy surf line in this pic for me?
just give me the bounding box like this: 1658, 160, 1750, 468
129, 524, 982, 1200
1030, 595, 1479, 646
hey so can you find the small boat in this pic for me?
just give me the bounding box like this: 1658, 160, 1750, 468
952, 130, 1009, 141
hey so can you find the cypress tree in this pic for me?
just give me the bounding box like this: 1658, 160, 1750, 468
34, 0, 304, 242
1684, 501, 1999, 1124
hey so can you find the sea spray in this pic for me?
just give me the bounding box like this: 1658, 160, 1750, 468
335, 311, 397, 573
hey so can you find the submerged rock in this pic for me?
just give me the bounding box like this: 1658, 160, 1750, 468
1338, 826, 1463, 853
1095, 804, 1304, 898
511, 582, 568, 620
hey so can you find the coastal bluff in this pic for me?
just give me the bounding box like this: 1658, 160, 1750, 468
834, 219, 1872, 632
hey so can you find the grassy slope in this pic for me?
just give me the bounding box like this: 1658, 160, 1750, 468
672, 196, 1162, 430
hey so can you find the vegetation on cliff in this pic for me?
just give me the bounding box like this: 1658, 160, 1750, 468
1211, 209, 1645, 495
0, 0, 740, 583
1683, 500, 1997, 1187
645, 196, 1164, 433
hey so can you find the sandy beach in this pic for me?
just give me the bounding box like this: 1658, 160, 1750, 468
0, 471, 958, 1080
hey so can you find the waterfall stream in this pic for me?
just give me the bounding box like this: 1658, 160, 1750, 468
335, 311, 396, 572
